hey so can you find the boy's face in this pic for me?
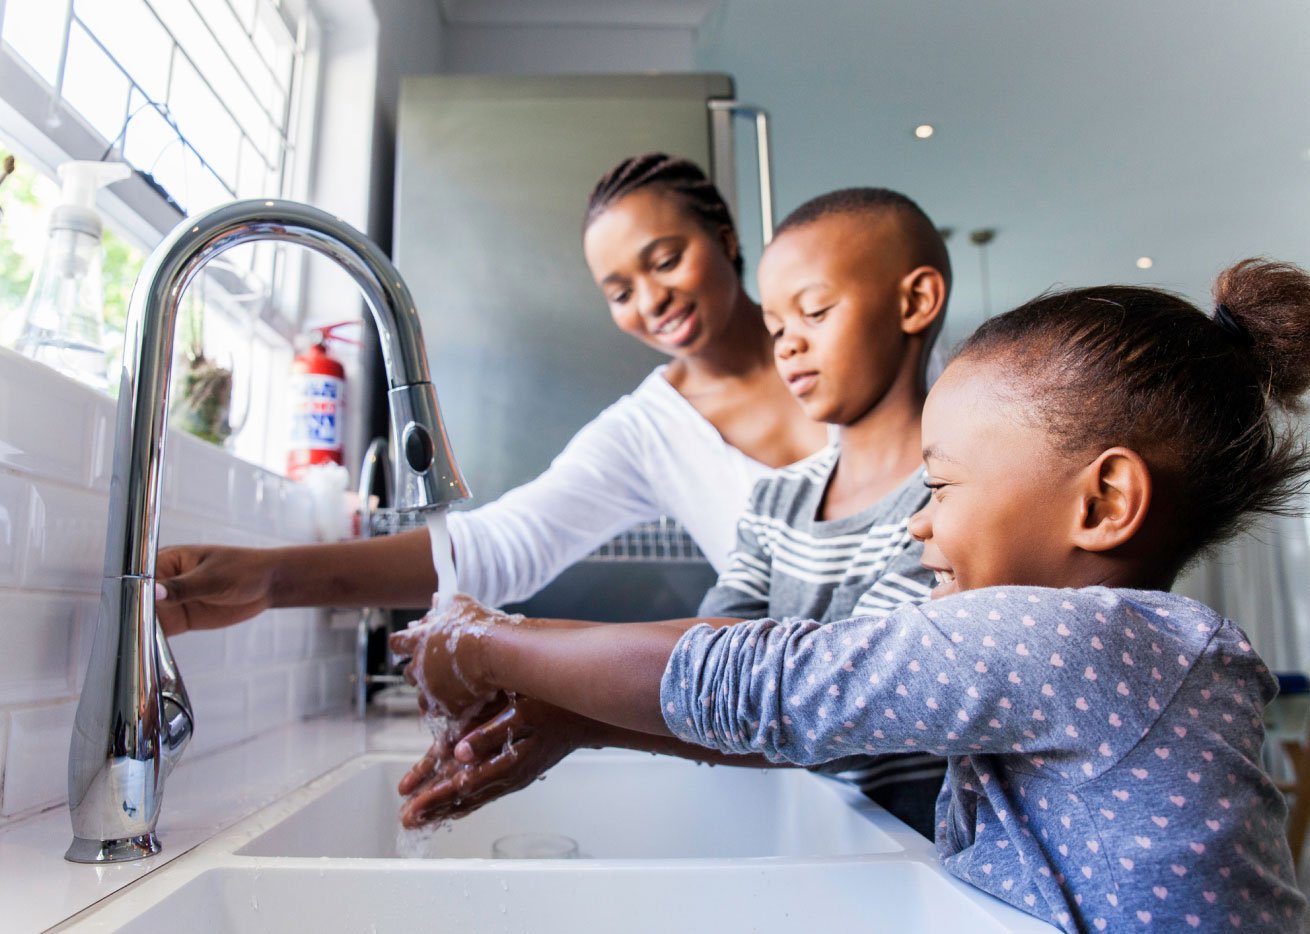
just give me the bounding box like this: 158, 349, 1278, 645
757, 214, 914, 425
910, 357, 1085, 599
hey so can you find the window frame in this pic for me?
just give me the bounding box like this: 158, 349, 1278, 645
0, 0, 326, 471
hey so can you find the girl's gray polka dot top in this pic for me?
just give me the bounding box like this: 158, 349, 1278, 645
662, 586, 1307, 932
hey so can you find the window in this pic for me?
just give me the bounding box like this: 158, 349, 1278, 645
0, 0, 320, 473
2, 0, 309, 213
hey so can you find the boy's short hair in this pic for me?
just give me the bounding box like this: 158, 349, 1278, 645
773, 188, 951, 358
775, 187, 952, 303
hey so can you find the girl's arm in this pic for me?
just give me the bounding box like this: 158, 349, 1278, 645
665, 589, 1196, 779
389, 598, 737, 736
393, 590, 1198, 783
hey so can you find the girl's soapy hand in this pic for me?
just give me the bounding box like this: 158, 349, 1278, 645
389, 594, 519, 722
398, 695, 597, 828
155, 544, 275, 636
397, 692, 508, 797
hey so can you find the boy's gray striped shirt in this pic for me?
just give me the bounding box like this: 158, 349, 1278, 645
699, 447, 933, 623
698, 447, 943, 824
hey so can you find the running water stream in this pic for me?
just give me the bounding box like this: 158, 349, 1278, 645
427, 508, 457, 613
396, 508, 472, 854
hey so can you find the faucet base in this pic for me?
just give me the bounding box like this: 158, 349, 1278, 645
65, 833, 161, 863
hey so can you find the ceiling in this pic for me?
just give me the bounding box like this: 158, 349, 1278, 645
436, 1, 1310, 342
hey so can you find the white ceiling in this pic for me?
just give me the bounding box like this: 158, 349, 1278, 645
436, 1, 1310, 341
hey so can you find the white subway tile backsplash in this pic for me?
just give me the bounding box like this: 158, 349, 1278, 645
231, 463, 266, 527
0, 471, 31, 588
235, 616, 276, 663
87, 392, 117, 493
0, 591, 80, 704
0, 353, 341, 829
322, 655, 353, 711
24, 481, 108, 593
168, 628, 230, 677
157, 514, 212, 550
185, 673, 250, 759
170, 435, 235, 522
0, 348, 99, 488
1, 699, 77, 817
249, 666, 292, 728
271, 608, 311, 661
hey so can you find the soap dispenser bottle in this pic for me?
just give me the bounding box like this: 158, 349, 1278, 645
4, 160, 130, 390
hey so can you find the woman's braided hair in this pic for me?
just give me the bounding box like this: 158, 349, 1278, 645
584, 153, 743, 277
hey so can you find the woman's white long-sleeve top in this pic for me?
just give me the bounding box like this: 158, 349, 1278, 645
445, 367, 779, 607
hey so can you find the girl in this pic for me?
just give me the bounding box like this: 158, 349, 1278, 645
152, 154, 825, 630
393, 259, 1310, 932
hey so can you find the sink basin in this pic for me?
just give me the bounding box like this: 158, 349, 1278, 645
237, 751, 903, 860
57, 748, 1057, 933
69, 860, 1051, 933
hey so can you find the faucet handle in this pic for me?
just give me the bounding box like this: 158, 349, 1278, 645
155, 616, 193, 770
386, 382, 470, 512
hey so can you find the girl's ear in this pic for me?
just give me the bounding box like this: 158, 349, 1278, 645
1071, 447, 1152, 552
901, 266, 948, 336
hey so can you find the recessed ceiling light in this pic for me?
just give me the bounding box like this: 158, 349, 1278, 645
1136, 256, 1154, 269
914, 124, 934, 139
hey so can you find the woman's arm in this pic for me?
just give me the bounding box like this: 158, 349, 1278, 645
156, 383, 674, 632
156, 530, 437, 634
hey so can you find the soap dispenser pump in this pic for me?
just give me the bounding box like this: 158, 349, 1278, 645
4, 160, 130, 390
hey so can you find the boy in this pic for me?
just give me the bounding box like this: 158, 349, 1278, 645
699, 188, 950, 836
397, 189, 951, 837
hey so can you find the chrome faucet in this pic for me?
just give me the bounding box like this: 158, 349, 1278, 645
65, 199, 470, 863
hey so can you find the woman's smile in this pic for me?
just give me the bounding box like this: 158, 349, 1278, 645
651, 306, 699, 346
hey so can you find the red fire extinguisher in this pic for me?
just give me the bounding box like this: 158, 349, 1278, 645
287, 321, 357, 479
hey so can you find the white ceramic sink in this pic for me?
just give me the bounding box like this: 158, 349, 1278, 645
56, 749, 1056, 933
237, 751, 903, 860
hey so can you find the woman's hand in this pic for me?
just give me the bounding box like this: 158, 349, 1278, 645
155, 545, 276, 636
398, 695, 599, 828
388, 594, 518, 722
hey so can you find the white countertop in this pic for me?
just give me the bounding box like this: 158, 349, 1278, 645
0, 713, 435, 934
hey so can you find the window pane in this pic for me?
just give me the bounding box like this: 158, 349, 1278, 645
2, 0, 67, 85
195, 0, 279, 109
229, 0, 257, 32
150, 0, 270, 155
74, 0, 171, 103
122, 102, 175, 177
169, 56, 237, 192
62, 24, 131, 144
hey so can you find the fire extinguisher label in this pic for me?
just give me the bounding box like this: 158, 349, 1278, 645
289, 374, 345, 449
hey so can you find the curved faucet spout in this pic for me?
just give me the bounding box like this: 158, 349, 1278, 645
66, 199, 469, 863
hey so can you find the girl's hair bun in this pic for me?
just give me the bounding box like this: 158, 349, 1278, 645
1214, 258, 1310, 409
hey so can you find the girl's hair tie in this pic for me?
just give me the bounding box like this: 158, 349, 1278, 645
1213, 302, 1254, 348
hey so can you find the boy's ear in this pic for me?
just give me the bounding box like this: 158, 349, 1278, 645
900, 266, 948, 336
1070, 447, 1151, 553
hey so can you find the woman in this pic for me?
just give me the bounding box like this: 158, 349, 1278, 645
155, 154, 825, 633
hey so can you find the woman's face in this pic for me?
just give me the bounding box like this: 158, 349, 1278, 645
583, 188, 742, 358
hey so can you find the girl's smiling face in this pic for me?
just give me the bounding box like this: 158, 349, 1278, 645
583, 188, 742, 358
909, 357, 1088, 598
